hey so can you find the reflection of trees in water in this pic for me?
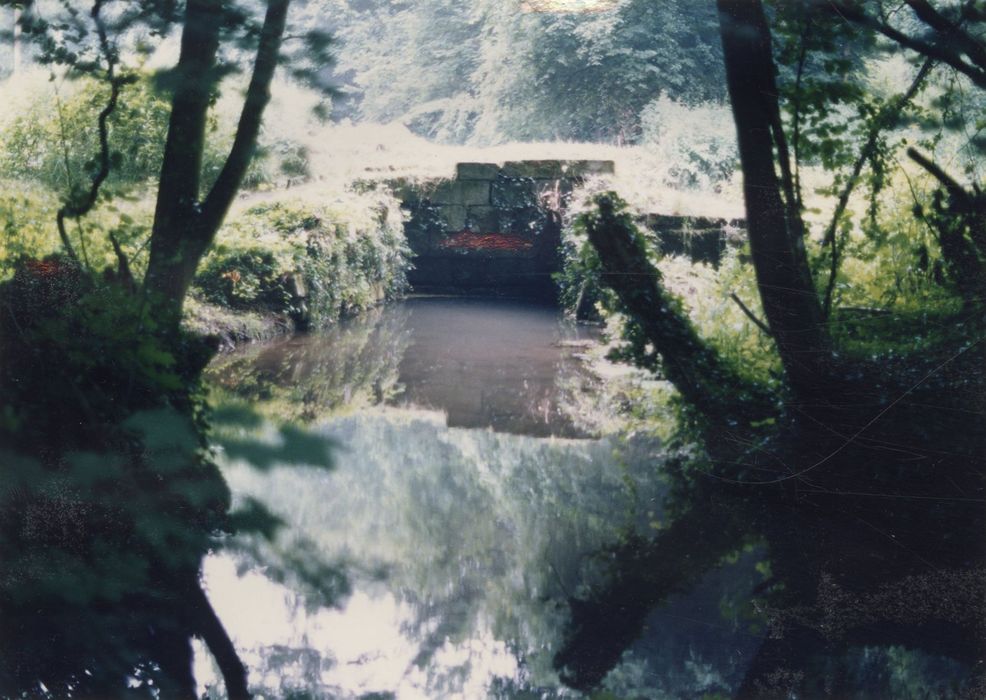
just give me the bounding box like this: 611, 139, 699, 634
206, 305, 412, 423
214, 412, 756, 697
554, 350, 986, 698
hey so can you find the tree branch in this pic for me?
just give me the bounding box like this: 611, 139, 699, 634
55, 0, 125, 265
730, 292, 772, 335
791, 24, 811, 212
906, 146, 974, 203
825, 1, 986, 89
821, 57, 934, 317
902, 0, 986, 72
200, 0, 291, 235
908, 146, 986, 258
584, 194, 771, 422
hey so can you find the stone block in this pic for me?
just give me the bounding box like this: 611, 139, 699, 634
644, 214, 684, 232
460, 180, 491, 206
499, 206, 545, 236
679, 216, 725, 231
465, 206, 500, 233
561, 160, 616, 176
502, 160, 565, 179
429, 181, 459, 205
491, 177, 537, 209
441, 204, 467, 231
433, 180, 491, 206
403, 202, 446, 253
456, 162, 500, 180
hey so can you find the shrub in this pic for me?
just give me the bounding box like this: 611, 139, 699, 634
0, 179, 156, 283
1, 76, 186, 190
0, 254, 236, 696
0, 183, 61, 277
194, 190, 410, 327
196, 248, 293, 312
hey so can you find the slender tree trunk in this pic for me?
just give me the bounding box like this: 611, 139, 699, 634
145, 0, 291, 320
821, 58, 934, 316
144, 0, 224, 318
717, 0, 831, 398
12, 7, 21, 75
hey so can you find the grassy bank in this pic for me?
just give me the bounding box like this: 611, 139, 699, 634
186, 191, 410, 349
1, 183, 412, 351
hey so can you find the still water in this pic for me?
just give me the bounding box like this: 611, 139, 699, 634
199, 298, 763, 699
199, 298, 976, 699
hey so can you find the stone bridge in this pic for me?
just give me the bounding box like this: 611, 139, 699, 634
396, 160, 745, 299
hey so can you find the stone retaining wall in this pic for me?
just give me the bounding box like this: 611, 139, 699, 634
641, 214, 746, 267
399, 160, 613, 297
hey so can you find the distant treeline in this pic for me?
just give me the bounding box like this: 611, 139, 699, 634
306, 0, 726, 144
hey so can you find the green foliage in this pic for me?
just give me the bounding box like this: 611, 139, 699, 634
0, 257, 231, 696
0, 182, 61, 274
470, 0, 726, 144
0, 178, 156, 283
558, 190, 782, 389
197, 247, 293, 312
0, 71, 309, 196
639, 96, 738, 192
194, 192, 410, 327
771, 0, 876, 174
316, 0, 725, 144
808, 166, 971, 322
1, 75, 202, 190
656, 251, 783, 389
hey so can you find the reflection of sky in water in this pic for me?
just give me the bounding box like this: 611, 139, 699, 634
198, 557, 520, 699
200, 300, 757, 698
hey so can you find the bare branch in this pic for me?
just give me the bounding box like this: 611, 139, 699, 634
825, 1, 986, 89
730, 293, 772, 335
821, 57, 934, 317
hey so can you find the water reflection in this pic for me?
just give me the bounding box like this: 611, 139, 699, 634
207, 304, 412, 423
208, 297, 598, 436
392, 298, 598, 437
202, 299, 981, 698
201, 299, 760, 698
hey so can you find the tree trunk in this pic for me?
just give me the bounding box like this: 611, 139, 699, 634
144, 0, 224, 318
717, 0, 831, 398
145, 0, 291, 320
584, 195, 771, 428
12, 7, 21, 75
